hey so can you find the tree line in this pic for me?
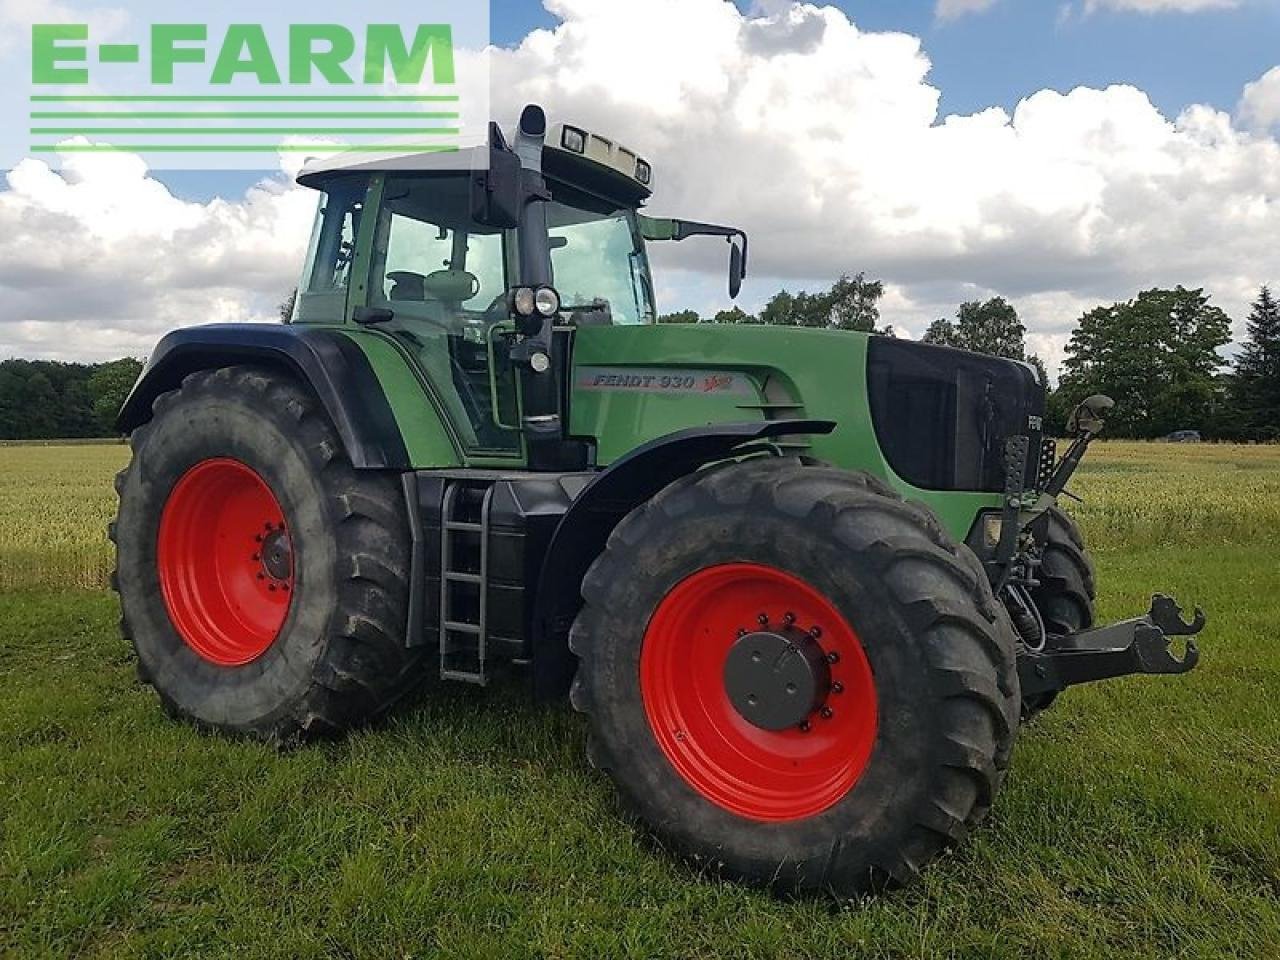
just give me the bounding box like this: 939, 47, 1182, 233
0, 358, 143, 440
1, 280, 1275, 441
660, 276, 1279, 441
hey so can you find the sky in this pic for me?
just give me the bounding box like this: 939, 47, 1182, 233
0, 0, 1277, 374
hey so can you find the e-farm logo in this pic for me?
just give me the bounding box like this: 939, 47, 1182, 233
19, 6, 488, 170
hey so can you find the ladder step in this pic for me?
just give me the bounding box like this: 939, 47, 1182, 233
441, 669, 488, 685
443, 620, 482, 635
445, 572, 482, 584
440, 480, 495, 686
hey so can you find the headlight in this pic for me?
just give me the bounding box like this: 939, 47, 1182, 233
512, 287, 536, 317
635, 158, 652, 185
561, 126, 586, 154
534, 286, 561, 317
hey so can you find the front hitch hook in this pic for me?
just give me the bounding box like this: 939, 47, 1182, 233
1148, 593, 1207, 637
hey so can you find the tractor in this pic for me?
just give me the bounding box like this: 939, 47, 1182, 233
111, 105, 1204, 897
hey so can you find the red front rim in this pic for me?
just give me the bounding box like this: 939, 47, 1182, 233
157, 458, 293, 667
640, 563, 878, 822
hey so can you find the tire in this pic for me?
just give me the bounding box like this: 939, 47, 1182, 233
1022, 506, 1096, 718
111, 365, 424, 742
569, 457, 1020, 897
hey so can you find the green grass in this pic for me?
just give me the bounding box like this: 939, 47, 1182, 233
1, 444, 1278, 958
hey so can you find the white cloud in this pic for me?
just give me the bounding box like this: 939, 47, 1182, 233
934, 0, 1000, 21
0, 147, 314, 361
1239, 66, 1280, 131
487, 0, 1278, 368
0, 0, 1277, 377
1083, 0, 1241, 13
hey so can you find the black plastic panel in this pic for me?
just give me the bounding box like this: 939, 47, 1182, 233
866, 339, 1044, 492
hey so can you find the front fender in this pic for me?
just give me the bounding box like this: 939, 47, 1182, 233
529, 419, 835, 697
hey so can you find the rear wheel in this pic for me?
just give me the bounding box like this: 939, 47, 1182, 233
111, 365, 423, 742
569, 458, 1020, 897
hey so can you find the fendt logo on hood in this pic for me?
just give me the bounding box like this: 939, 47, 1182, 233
578, 367, 757, 398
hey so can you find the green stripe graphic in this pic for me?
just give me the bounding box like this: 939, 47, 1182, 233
31, 112, 458, 120
31, 128, 446, 136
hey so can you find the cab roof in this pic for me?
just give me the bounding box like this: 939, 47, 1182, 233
296, 121, 653, 204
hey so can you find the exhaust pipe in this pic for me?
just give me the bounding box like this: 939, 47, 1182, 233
510, 105, 562, 464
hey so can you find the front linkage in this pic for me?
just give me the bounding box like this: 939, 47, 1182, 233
993, 395, 1205, 700
1018, 594, 1202, 698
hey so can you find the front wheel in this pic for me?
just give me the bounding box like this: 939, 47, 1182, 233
1021, 506, 1097, 718
569, 458, 1020, 897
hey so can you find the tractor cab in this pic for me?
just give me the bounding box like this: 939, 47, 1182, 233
293, 107, 745, 467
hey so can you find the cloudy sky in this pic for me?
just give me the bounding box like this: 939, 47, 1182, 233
0, 0, 1277, 375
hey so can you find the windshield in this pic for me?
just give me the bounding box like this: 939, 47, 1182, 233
546, 200, 656, 325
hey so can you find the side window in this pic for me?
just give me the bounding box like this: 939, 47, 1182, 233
377, 215, 505, 316
294, 180, 364, 323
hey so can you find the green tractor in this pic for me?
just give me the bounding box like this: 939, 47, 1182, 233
112, 105, 1204, 897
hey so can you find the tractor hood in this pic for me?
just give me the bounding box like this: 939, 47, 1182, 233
567, 324, 1045, 542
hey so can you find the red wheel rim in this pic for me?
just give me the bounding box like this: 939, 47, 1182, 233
157, 458, 293, 667
640, 563, 878, 822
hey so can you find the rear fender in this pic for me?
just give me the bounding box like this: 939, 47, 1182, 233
117, 324, 411, 469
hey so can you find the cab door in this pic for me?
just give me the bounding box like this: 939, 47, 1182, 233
357, 173, 524, 462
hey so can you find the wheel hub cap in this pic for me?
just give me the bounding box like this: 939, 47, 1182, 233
723, 626, 831, 731
260, 527, 293, 581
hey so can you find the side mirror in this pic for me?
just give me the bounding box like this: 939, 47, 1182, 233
729, 239, 745, 300
470, 147, 521, 229
1067, 394, 1115, 437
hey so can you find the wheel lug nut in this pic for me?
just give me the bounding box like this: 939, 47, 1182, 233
820, 706, 834, 719
831, 681, 845, 694
810, 626, 823, 639
257, 573, 265, 580
268, 584, 276, 592
783, 612, 796, 625
252, 553, 260, 561
736, 627, 747, 638
798, 720, 811, 733
757, 614, 769, 626
826, 651, 840, 664
254, 534, 263, 543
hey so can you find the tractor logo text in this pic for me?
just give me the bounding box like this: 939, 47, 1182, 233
577, 367, 755, 398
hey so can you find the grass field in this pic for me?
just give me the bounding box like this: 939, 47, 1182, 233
1, 442, 1277, 958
